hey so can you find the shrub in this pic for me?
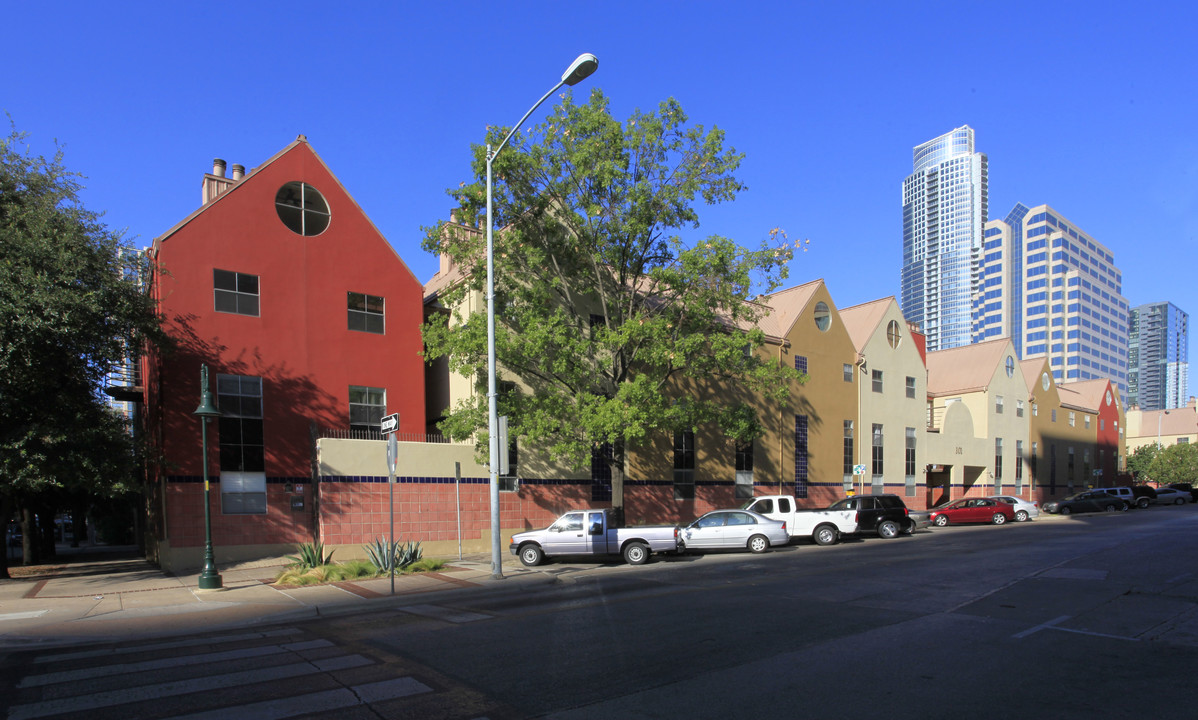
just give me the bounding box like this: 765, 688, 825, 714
285, 541, 334, 570
363, 538, 424, 572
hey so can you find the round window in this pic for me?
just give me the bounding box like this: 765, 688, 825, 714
887, 320, 901, 349
814, 302, 831, 332
1041, 372, 1051, 391
275, 182, 330, 236
1105, 390, 1113, 406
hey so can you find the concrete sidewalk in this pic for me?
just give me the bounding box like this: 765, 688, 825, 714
0, 548, 556, 650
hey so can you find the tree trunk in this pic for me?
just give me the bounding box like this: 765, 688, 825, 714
0, 494, 12, 579
610, 440, 627, 528
37, 505, 57, 561
21, 505, 39, 566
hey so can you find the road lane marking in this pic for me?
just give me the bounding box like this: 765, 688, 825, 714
32, 627, 301, 664
0, 611, 49, 621
1014, 615, 1071, 638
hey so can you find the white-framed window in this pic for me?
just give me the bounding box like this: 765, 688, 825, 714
996, 395, 1004, 414
217, 373, 266, 515
872, 370, 883, 394
348, 292, 384, 334
349, 385, 386, 433
1017, 400, 1025, 417
906, 376, 916, 399
214, 269, 260, 316
735, 440, 754, 499
221, 471, 267, 515
674, 430, 695, 500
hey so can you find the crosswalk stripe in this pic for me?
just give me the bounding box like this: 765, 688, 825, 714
33, 628, 301, 664
164, 677, 433, 720
19, 640, 333, 688
8, 656, 372, 720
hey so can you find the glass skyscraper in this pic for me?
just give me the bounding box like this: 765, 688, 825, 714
901, 126, 988, 352
1129, 301, 1189, 410
979, 204, 1130, 399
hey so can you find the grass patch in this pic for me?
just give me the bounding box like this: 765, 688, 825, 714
272, 557, 446, 587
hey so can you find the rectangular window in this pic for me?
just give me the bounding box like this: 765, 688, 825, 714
794, 415, 809, 498
1067, 447, 1075, 492
1099, 418, 1104, 431
871, 423, 884, 486
735, 440, 754, 499
1050, 444, 1058, 491
214, 269, 260, 317
591, 443, 613, 502
995, 395, 1004, 414
347, 292, 384, 333
905, 427, 916, 497
994, 438, 1003, 492
872, 370, 883, 394
843, 364, 854, 383
1031, 441, 1038, 488
1016, 400, 1025, 418
673, 430, 695, 500
217, 374, 266, 514
906, 376, 916, 399
1084, 415, 1091, 429
1068, 411, 1075, 427
1052, 409, 1057, 423
349, 385, 386, 434
1015, 440, 1024, 492
794, 356, 808, 374
589, 314, 605, 339
843, 420, 854, 491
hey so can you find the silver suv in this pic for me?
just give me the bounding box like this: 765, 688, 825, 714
1100, 486, 1150, 509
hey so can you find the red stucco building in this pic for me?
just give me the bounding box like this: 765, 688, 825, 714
142, 137, 426, 569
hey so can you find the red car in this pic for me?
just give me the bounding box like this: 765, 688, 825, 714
929, 497, 1015, 526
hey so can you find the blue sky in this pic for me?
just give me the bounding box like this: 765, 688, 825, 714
5, 1, 1196, 336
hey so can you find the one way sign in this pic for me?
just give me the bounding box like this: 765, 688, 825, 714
380, 413, 399, 435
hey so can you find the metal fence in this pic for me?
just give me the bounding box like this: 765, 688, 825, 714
316, 428, 467, 444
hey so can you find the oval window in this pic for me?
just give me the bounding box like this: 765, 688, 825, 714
887, 320, 901, 349
814, 302, 831, 332
1005, 356, 1015, 378
1041, 372, 1051, 391
275, 182, 330, 236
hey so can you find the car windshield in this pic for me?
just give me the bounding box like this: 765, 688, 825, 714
828, 499, 852, 511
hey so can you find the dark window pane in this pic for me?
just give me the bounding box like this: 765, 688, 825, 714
241, 446, 265, 472
238, 274, 258, 294
215, 291, 238, 313
219, 445, 241, 471
214, 269, 237, 291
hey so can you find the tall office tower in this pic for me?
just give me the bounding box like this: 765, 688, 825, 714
1128, 302, 1189, 410
901, 126, 988, 352
980, 204, 1130, 398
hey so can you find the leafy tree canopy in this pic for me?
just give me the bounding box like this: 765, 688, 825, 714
0, 123, 163, 497
1147, 443, 1198, 487
1126, 443, 1159, 481
422, 89, 803, 515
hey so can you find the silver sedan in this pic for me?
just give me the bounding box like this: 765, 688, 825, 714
681, 509, 789, 553
987, 495, 1041, 522
1151, 487, 1192, 505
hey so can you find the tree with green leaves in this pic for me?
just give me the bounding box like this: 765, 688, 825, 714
0, 124, 163, 576
1147, 443, 1198, 487
1125, 443, 1160, 482
423, 89, 802, 524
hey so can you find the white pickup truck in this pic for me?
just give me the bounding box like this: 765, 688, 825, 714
509, 509, 680, 566
740, 495, 859, 546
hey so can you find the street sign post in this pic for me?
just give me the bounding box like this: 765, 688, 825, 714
380, 413, 399, 435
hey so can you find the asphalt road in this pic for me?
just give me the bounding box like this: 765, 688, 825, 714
4, 506, 1197, 719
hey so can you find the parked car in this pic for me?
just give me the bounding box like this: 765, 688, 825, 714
1151, 487, 1192, 505
1042, 490, 1128, 515
680, 510, 789, 554
1100, 486, 1153, 509
987, 495, 1040, 522
510, 509, 680, 566
1167, 483, 1198, 503
825, 494, 922, 539
740, 495, 859, 546
929, 497, 1016, 526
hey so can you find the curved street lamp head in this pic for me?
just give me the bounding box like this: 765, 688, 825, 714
561, 53, 599, 86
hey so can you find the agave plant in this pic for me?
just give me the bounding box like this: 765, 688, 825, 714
285, 541, 334, 570
364, 538, 424, 572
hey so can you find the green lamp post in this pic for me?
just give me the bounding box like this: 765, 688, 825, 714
195, 364, 223, 589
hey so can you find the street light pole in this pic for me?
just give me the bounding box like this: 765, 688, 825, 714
1157, 410, 1170, 449
485, 53, 598, 579
194, 364, 223, 590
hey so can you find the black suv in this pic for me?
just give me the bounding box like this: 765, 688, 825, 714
827, 494, 916, 539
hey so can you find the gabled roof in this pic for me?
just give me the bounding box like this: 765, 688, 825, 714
926, 339, 1012, 396
153, 136, 419, 286
1058, 379, 1109, 413
1142, 405, 1198, 436
838, 297, 894, 353
758, 279, 824, 339
1019, 357, 1047, 394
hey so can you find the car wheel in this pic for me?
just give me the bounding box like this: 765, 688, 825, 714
877, 520, 900, 539
748, 534, 770, 553
519, 544, 544, 567
992, 513, 1007, 525
1015, 510, 1029, 522
901, 522, 915, 536
622, 542, 649, 565
933, 515, 949, 527
1137, 497, 1149, 509
1060, 506, 1072, 515
1104, 504, 1119, 513
813, 525, 838, 546
1176, 498, 1187, 506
